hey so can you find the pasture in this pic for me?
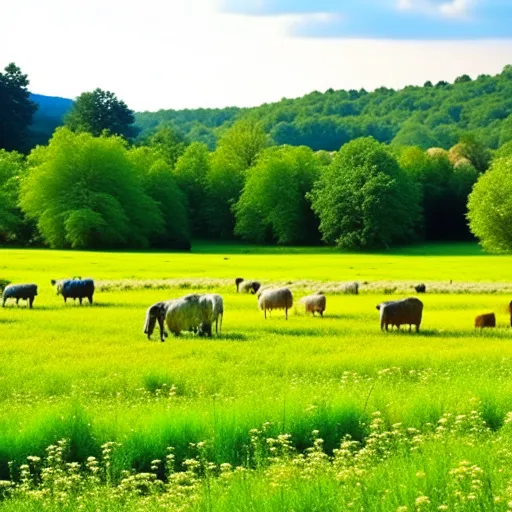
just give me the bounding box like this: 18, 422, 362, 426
2, 243, 512, 511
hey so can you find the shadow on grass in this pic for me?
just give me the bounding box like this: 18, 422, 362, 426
267, 327, 342, 338
55, 302, 132, 309
152, 332, 248, 342
214, 333, 248, 341
3, 303, 120, 311
319, 313, 366, 321
379, 328, 512, 339
86, 302, 131, 308
0, 317, 18, 325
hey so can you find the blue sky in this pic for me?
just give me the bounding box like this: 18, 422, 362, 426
223, 0, 512, 39
1, 0, 511, 111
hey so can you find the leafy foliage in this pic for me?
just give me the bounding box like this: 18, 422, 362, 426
139, 125, 189, 168
310, 138, 422, 249
0, 63, 38, 152
173, 142, 210, 237
399, 147, 478, 240
467, 156, 512, 252
65, 88, 135, 140
448, 134, 491, 172
0, 150, 36, 244
234, 146, 321, 244
19, 128, 169, 249
135, 107, 241, 150
205, 120, 268, 238
129, 147, 190, 249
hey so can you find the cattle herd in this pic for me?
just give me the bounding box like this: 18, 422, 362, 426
1, 278, 94, 308
1, 277, 512, 339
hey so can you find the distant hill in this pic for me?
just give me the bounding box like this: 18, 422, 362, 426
136, 66, 512, 151
135, 106, 243, 149
29, 66, 512, 152
28, 93, 73, 147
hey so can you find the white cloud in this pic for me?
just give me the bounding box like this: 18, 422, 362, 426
397, 0, 414, 10
397, 0, 474, 18
440, 0, 473, 18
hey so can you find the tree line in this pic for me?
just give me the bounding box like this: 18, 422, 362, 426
1, 62, 512, 252
135, 66, 512, 153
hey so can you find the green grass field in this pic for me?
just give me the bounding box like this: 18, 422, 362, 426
2, 243, 512, 511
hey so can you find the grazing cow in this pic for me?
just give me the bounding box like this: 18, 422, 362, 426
2, 284, 38, 308
376, 297, 423, 333
474, 313, 496, 329
51, 278, 95, 305
165, 294, 213, 337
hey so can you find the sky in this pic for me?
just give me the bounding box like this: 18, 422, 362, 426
1, 0, 512, 112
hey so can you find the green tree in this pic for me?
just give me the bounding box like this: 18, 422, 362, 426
129, 147, 190, 249
494, 141, 512, 160
0, 150, 36, 243
234, 146, 320, 244
216, 119, 268, 169
174, 142, 210, 236
65, 88, 135, 140
498, 114, 512, 147
467, 156, 512, 252
20, 128, 162, 249
0, 63, 38, 152
142, 125, 188, 168
310, 138, 422, 249
392, 123, 439, 150
400, 147, 451, 240
205, 120, 268, 238
448, 134, 491, 172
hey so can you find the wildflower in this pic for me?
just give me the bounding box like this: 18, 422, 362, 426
415, 495, 430, 508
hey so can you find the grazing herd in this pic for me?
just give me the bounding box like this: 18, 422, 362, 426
1, 278, 95, 308
2, 274, 512, 339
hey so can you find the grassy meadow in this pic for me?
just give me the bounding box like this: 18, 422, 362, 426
2, 242, 512, 510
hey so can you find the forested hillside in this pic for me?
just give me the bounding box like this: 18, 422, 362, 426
135, 66, 512, 151
28, 94, 73, 147
30, 67, 512, 153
